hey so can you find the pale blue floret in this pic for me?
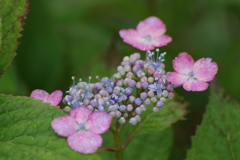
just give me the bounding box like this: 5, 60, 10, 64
148, 82, 166, 97
78, 123, 86, 130
148, 49, 166, 71
96, 76, 114, 88
70, 100, 83, 108
81, 77, 94, 99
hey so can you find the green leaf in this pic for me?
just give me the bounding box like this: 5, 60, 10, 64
0, 94, 100, 160
133, 100, 188, 135
125, 128, 173, 160
0, 0, 29, 76
186, 85, 240, 160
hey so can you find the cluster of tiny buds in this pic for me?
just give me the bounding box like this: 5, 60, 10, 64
62, 49, 174, 125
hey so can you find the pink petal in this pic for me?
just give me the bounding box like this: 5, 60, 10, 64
152, 35, 172, 48
166, 72, 188, 86
46, 90, 63, 106
119, 29, 142, 45
193, 58, 218, 82
136, 16, 166, 37
67, 132, 102, 154
30, 89, 49, 102
87, 111, 112, 134
183, 79, 209, 91
119, 29, 155, 51
172, 52, 194, 74
131, 41, 156, 51
51, 115, 78, 137
70, 106, 92, 124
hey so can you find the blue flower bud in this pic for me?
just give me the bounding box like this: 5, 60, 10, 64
135, 115, 141, 122
135, 60, 144, 66
167, 84, 174, 91
94, 82, 102, 91
151, 97, 157, 103
118, 117, 126, 124
90, 100, 98, 108
156, 101, 164, 108
162, 90, 168, 97
127, 104, 133, 111
129, 96, 135, 103
87, 105, 94, 111
116, 80, 123, 86
124, 87, 133, 96
129, 117, 137, 125
141, 82, 149, 89
128, 80, 136, 88
115, 111, 122, 118
135, 107, 143, 115
133, 65, 141, 72
113, 89, 120, 95
144, 98, 151, 105
140, 92, 147, 100
153, 107, 159, 112
134, 98, 142, 106
105, 87, 113, 94
119, 105, 126, 111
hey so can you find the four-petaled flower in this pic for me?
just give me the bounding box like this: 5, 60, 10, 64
166, 52, 218, 91
51, 106, 112, 154
30, 89, 63, 107
119, 16, 172, 51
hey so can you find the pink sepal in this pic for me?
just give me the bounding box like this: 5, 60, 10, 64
193, 58, 218, 82
30, 89, 49, 102
183, 79, 209, 91
51, 115, 78, 137
119, 29, 141, 45
172, 52, 194, 74
47, 90, 63, 106
136, 16, 166, 37
87, 111, 112, 134
119, 16, 172, 51
70, 106, 92, 124
67, 132, 102, 154
152, 35, 172, 48
166, 72, 188, 86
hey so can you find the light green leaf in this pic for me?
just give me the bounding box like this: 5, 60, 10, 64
0, 94, 100, 160
186, 85, 240, 160
133, 100, 188, 135
0, 0, 29, 76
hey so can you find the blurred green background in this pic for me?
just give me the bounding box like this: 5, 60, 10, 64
1, 0, 240, 159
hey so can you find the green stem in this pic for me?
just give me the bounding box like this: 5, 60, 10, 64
111, 121, 125, 160
113, 130, 123, 160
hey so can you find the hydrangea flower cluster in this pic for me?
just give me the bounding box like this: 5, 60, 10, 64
63, 49, 174, 125
32, 16, 218, 155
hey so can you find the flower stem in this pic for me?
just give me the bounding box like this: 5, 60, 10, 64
112, 121, 124, 160
113, 130, 123, 160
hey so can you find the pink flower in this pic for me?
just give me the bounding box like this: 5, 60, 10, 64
166, 52, 218, 91
51, 106, 112, 154
30, 89, 63, 106
119, 16, 172, 51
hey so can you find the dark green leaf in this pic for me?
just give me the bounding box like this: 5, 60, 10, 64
0, 0, 29, 76
0, 94, 100, 160
125, 128, 173, 160
186, 84, 240, 160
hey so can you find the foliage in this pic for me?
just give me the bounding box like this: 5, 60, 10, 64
186, 84, 240, 160
0, 0, 240, 159
0, 0, 29, 77
0, 94, 100, 160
